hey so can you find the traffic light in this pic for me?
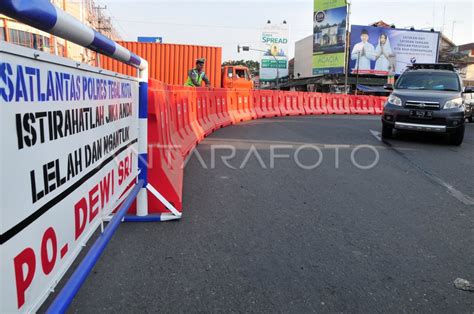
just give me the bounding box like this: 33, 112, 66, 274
237, 45, 250, 53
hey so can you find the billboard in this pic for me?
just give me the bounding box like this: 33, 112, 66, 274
137, 36, 163, 43
259, 23, 289, 82
312, 0, 348, 75
349, 25, 440, 75
0, 42, 138, 312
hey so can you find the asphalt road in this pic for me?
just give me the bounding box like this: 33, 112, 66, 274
44, 115, 474, 313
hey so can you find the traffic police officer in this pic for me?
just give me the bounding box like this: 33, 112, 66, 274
185, 58, 211, 87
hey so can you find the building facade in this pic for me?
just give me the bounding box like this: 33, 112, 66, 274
0, 0, 121, 66
439, 38, 474, 86
294, 35, 313, 79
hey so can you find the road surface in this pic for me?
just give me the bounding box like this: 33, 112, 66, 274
43, 115, 474, 312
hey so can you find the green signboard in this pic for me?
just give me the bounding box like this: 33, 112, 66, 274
261, 59, 288, 69
313, 52, 345, 68
314, 0, 347, 11
313, 0, 347, 75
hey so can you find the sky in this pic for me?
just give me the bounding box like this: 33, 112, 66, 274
101, 0, 474, 61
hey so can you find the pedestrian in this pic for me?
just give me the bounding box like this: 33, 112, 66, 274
184, 58, 211, 87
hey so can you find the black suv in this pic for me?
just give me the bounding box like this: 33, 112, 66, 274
382, 63, 474, 145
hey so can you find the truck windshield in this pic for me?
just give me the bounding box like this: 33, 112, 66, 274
235, 69, 248, 80
395, 71, 460, 92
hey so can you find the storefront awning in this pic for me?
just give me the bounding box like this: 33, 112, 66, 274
356, 84, 388, 93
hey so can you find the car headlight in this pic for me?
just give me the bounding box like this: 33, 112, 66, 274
444, 98, 464, 110
387, 94, 402, 106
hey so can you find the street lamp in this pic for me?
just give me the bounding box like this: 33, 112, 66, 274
238, 45, 280, 90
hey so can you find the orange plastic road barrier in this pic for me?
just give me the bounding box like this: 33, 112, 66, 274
225, 89, 238, 124
349, 95, 375, 115
180, 88, 199, 152
316, 93, 329, 114
252, 90, 265, 118
186, 89, 205, 142
279, 92, 297, 116
326, 94, 351, 114
195, 88, 215, 136
166, 86, 186, 157
213, 88, 233, 128
303, 93, 316, 115
247, 90, 258, 120
147, 80, 184, 213
295, 93, 306, 115
279, 92, 289, 116
206, 89, 221, 132
253, 90, 281, 118
266, 90, 282, 117
373, 96, 386, 115
138, 83, 388, 218
231, 89, 257, 122
279, 92, 306, 116
169, 86, 198, 156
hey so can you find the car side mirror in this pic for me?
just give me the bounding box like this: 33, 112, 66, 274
463, 86, 474, 93
384, 84, 393, 91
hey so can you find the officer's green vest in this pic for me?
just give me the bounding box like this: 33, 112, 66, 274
184, 69, 205, 87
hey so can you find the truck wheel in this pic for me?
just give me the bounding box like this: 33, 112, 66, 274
449, 127, 464, 146
382, 123, 393, 139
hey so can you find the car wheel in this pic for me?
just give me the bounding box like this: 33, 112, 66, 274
449, 127, 464, 146
382, 123, 393, 139
468, 116, 473, 123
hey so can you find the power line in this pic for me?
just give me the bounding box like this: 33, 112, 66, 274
113, 18, 312, 32
104, 8, 130, 39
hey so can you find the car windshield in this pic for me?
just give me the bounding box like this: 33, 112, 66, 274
395, 71, 460, 91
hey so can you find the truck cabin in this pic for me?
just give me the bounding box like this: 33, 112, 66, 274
222, 66, 253, 89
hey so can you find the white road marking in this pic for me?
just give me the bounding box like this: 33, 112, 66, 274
425, 173, 474, 206
376, 130, 474, 206
370, 129, 382, 141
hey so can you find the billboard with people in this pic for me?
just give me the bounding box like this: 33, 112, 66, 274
349, 25, 440, 76
312, 0, 348, 75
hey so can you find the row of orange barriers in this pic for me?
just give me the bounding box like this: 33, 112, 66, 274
138, 80, 387, 215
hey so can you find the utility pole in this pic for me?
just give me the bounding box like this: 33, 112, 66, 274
94, 5, 111, 35
93, 4, 110, 67
344, 0, 351, 94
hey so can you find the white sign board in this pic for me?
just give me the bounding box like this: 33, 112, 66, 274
259, 23, 290, 82
0, 42, 139, 312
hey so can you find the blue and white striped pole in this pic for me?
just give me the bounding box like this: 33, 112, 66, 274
137, 69, 149, 217
0, 0, 149, 216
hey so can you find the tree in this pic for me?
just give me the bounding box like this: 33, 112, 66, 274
222, 60, 260, 76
